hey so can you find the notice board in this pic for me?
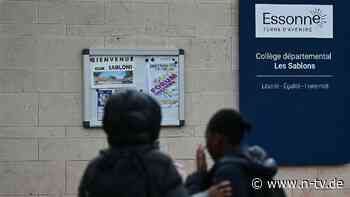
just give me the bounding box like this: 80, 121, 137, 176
82, 49, 185, 128
240, 0, 350, 165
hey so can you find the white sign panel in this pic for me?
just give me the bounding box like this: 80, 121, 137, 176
255, 4, 333, 38
147, 57, 179, 124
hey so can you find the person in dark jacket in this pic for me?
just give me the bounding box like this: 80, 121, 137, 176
186, 109, 278, 197
78, 90, 232, 197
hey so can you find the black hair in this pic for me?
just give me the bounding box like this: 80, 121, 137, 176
102, 89, 161, 146
206, 108, 252, 146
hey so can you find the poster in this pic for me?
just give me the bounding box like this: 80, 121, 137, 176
148, 62, 179, 109
90, 56, 135, 88
97, 89, 113, 121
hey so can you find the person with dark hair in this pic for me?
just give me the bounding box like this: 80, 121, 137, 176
186, 108, 283, 197
78, 89, 232, 197
102, 89, 162, 146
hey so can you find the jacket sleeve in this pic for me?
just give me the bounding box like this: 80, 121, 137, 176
165, 184, 190, 197
161, 160, 190, 197
78, 165, 90, 197
165, 179, 209, 197
78, 159, 98, 197
212, 164, 250, 197
185, 171, 208, 195
162, 161, 210, 197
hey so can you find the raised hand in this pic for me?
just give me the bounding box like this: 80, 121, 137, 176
196, 144, 207, 173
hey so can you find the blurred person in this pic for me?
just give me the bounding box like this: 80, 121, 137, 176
186, 109, 285, 197
78, 89, 232, 197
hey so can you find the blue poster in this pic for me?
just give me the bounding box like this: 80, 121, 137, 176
240, 0, 349, 165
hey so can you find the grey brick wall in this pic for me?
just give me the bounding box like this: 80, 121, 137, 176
0, 0, 348, 196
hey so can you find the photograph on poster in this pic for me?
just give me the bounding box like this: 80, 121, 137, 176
92, 63, 134, 88
97, 89, 113, 121
93, 71, 133, 86
148, 63, 179, 109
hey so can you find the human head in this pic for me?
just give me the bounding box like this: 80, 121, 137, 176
205, 108, 251, 160
103, 89, 161, 146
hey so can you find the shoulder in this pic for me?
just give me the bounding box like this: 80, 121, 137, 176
144, 149, 179, 178
145, 150, 185, 195
79, 154, 105, 193
82, 154, 104, 178
211, 155, 249, 184
146, 149, 175, 166
213, 160, 244, 177
214, 155, 247, 173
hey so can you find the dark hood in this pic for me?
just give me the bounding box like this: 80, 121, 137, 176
223, 145, 278, 178
241, 145, 278, 178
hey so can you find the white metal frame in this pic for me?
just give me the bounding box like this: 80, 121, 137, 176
82, 48, 185, 128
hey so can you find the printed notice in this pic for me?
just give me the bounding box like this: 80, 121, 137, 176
97, 89, 113, 121
148, 62, 179, 109
90, 56, 135, 88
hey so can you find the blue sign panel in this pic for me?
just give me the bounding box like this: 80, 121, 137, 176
240, 0, 349, 165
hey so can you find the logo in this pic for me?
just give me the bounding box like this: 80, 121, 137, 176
256, 4, 333, 38
262, 9, 327, 27
252, 178, 263, 190
310, 8, 327, 27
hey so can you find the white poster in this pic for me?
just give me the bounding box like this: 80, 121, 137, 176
147, 57, 179, 112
